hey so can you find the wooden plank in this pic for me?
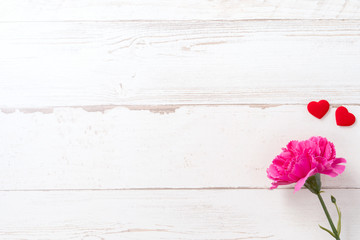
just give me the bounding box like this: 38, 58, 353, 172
0, 189, 358, 239
1, 0, 360, 21
0, 105, 357, 190
1, 20, 360, 107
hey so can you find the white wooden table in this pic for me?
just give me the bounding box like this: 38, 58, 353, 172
0, 1, 359, 239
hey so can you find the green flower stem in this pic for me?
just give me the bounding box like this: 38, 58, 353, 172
317, 192, 340, 240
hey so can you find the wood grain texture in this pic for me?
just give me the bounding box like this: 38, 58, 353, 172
0, 105, 357, 190
1, 0, 360, 21
0, 189, 358, 239
1, 20, 360, 107
2, 1, 360, 238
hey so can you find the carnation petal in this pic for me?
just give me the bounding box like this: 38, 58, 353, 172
332, 164, 346, 175
294, 168, 317, 192
323, 142, 334, 159
321, 158, 346, 177
297, 154, 312, 172
321, 169, 338, 177
270, 181, 293, 190
333, 157, 346, 164
267, 164, 281, 179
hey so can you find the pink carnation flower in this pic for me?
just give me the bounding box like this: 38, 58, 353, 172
267, 136, 346, 192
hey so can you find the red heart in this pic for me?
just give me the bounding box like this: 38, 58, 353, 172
307, 100, 330, 119
336, 106, 356, 126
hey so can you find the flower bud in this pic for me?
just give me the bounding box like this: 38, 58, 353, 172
331, 195, 336, 203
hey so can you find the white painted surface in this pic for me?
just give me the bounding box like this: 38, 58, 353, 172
0, 0, 360, 20
1, 20, 360, 106
0, 1, 359, 239
0, 105, 358, 189
0, 190, 359, 240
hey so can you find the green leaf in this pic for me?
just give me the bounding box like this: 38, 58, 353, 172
337, 210, 341, 235
319, 225, 336, 238
332, 197, 341, 236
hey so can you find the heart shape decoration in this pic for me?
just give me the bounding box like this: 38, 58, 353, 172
336, 106, 356, 126
307, 100, 330, 119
